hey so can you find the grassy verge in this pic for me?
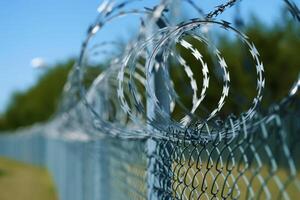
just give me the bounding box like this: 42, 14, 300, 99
0, 157, 57, 200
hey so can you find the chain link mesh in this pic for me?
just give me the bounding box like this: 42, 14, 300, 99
0, 0, 299, 199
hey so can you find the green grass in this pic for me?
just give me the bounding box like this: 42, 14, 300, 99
0, 157, 57, 200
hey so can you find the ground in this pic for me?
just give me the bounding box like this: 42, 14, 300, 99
0, 157, 57, 200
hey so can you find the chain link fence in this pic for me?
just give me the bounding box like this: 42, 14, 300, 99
0, 0, 300, 199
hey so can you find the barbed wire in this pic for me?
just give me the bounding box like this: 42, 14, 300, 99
55, 0, 299, 142
0, 1, 299, 200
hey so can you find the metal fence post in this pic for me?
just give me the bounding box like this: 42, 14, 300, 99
147, 65, 172, 199
146, 1, 180, 198
95, 138, 110, 200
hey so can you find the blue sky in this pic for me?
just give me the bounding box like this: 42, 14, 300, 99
0, 0, 286, 113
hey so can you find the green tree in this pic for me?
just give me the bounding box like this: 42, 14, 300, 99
0, 60, 74, 131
